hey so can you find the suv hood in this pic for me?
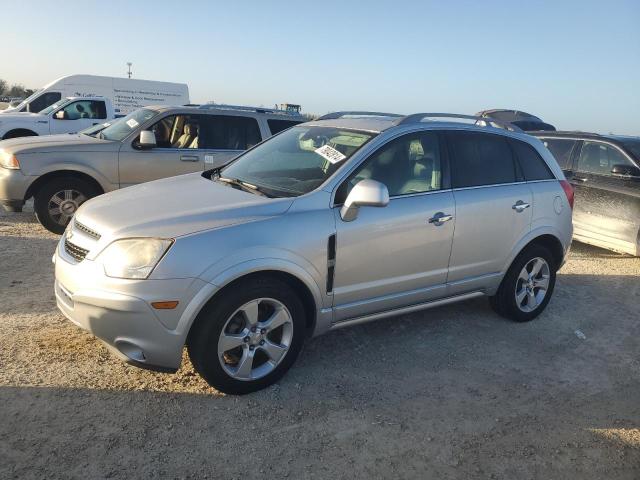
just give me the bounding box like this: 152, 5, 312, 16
75, 173, 294, 240
1, 133, 111, 153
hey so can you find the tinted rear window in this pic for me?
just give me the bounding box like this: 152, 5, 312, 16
510, 140, 555, 181
199, 115, 262, 150
541, 138, 577, 170
449, 132, 517, 188
268, 119, 303, 135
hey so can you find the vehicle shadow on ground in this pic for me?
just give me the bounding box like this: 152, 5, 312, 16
2, 272, 639, 478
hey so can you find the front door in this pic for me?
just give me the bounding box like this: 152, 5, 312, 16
445, 131, 532, 293
118, 112, 263, 187
573, 140, 640, 251
49, 99, 108, 134
332, 131, 455, 322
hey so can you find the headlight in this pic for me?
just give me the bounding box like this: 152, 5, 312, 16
97, 238, 173, 279
0, 149, 20, 169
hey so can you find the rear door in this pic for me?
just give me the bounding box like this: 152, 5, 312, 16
197, 114, 262, 168
446, 131, 532, 294
573, 140, 640, 250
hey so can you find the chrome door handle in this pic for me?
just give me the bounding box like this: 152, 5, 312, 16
180, 155, 199, 162
512, 201, 530, 212
428, 212, 453, 225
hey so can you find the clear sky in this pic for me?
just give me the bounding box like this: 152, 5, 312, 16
2, 0, 638, 134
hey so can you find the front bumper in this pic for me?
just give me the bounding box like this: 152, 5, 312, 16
0, 167, 32, 210
54, 240, 215, 371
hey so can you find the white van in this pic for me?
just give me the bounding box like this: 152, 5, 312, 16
1, 74, 190, 117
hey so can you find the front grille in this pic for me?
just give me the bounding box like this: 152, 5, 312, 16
64, 238, 89, 262
74, 220, 101, 240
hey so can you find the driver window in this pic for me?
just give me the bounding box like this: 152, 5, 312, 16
577, 141, 632, 175
336, 132, 443, 203
146, 114, 201, 149
58, 100, 107, 120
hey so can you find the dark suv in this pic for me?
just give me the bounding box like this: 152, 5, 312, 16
531, 131, 640, 256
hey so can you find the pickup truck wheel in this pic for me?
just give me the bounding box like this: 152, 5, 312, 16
34, 177, 100, 234
188, 276, 306, 395
489, 244, 557, 322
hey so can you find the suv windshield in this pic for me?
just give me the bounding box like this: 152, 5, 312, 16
100, 108, 158, 141
220, 126, 376, 197
622, 140, 640, 161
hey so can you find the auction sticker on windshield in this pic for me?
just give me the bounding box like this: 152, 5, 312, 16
126, 118, 139, 129
315, 144, 346, 164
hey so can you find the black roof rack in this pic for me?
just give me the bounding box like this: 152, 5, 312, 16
198, 103, 304, 117
316, 111, 403, 120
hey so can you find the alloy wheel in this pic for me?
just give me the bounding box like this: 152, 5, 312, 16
217, 298, 294, 381
514, 257, 550, 313
48, 189, 86, 226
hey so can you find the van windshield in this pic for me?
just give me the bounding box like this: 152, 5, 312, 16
100, 108, 159, 142
10, 89, 43, 111
219, 126, 376, 197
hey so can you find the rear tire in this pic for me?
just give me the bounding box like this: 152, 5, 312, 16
489, 244, 557, 322
34, 177, 100, 234
188, 276, 306, 395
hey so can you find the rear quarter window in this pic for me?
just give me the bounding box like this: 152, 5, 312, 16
510, 140, 555, 181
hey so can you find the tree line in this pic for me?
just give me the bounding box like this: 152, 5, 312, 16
0, 78, 35, 99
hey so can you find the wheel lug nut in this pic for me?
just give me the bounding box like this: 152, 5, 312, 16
243, 336, 249, 343
260, 340, 265, 345
260, 328, 266, 334
249, 345, 255, 351
251, 327, 256, 332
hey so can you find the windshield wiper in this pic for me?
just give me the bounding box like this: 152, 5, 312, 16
217, 176, 271, 197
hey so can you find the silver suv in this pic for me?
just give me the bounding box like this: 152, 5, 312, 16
0, 104, 304, 233
54, 112, 574, 394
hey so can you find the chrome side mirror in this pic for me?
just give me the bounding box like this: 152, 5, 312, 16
340, 179, 389, 222
137, 130, 157, 149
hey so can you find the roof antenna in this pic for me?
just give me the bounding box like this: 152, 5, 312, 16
126, 62, 133, 79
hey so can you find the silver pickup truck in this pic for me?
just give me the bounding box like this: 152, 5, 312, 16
0, 104, 304, 233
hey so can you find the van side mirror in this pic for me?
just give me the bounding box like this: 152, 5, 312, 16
137, 130, 157, 149
611, 164, 640, 177
340, 179, 389, 222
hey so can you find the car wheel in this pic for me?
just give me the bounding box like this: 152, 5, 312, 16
188, 276, 306, 395
34, 177, 100, 234
489, 244, 556, 322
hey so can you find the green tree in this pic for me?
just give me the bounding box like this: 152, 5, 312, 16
7, 84, 26, 98
0, 79, 7, 96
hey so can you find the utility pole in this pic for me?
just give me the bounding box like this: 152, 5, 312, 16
126, 62, 133, 79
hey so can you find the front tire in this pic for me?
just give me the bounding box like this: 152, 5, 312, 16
34, 177, 100, 234
490, 244, 557, 322
188, 276, 306, 395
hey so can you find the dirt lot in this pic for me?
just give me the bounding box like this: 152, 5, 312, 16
0, 204, 639, 479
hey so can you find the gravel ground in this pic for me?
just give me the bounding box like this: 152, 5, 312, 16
0, 203, 639, 479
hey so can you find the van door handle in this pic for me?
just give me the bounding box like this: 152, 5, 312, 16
180, 155, 199, 162
512, 201, 530, 212
428, 212, 453, 225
